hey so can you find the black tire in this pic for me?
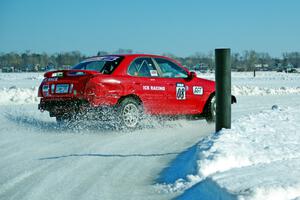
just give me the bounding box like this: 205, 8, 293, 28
117, 97, 143, 129
205, 95, 216, 123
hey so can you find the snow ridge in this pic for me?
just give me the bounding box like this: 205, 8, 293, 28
1, 85, 300, 106
0, 87, 39, 105
163, 106, 300, 200
232, 85, 300, 96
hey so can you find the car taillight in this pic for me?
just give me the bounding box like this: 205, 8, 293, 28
42, 85, 49, 96
69, 84, 74, 93
51, 84, 55, 93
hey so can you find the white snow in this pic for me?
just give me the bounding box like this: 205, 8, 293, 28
1, 71, 300, 200
0, 72, 43, 88
199, 106, 300, 177
155, 71, 300, 199
162, 105, 300, 200
0, 87, 39, 105
0, 73, 41, 105
197, 71, 300, 96
232, 85, 300, 96
197, 71, 300, 88
0, 104, 213, 200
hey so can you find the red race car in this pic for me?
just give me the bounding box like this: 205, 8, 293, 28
38, 54, 236, 129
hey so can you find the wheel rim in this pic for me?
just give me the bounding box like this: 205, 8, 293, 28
122, 103, 139, 128
211, 96, 216, 119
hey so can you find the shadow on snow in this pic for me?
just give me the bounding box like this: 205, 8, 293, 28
155, 132, 225, 199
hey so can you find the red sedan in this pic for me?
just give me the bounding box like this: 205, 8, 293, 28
38, 54, 236, 129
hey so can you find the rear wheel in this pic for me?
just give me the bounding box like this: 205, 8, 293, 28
205, 95, 216, 123
118, 98, 143, 129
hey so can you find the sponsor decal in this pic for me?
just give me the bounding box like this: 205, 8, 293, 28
101, 56, 120, 61
176, 83, 186, 100
83, 56, 119, 63
193, 86, 203, 95
46, 77, 58, 82
52, 72, 64, 77
143, 85, 165, 91
150, 70, 158, 77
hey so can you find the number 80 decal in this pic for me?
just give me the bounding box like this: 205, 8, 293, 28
176, 83, 186, 100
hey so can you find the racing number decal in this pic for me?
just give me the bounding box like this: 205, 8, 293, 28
176, 83, 186, 100
193, 86, 203, 95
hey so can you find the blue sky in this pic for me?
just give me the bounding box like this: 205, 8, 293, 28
0, 0, 299, 57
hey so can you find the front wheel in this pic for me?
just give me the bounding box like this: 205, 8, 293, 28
205, 95, 216, 123
117, 98, 143, 129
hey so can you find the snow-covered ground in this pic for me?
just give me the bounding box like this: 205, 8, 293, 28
0, 72, 43, 88
0, 71, 300, 200
0, 104, 213, 200
156, 72, 300, 200
0, 73, 42, 105
159, 105, 300, 200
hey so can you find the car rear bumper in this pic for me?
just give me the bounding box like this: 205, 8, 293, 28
38, 98, 88, 112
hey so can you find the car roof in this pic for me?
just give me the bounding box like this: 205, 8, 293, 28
84, 54, 173, 60
83, 54, 182, 67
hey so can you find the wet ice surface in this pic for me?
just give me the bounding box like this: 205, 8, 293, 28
0, 104, 214, 200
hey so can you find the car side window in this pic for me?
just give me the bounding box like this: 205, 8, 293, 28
155, 58, 188, 78
128, 57, 158, 77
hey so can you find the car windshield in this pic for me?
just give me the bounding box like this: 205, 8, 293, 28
72, 56, 124, 74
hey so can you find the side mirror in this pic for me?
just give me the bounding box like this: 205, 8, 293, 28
188, 71, 197, 80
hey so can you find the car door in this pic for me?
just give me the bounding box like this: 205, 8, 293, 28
153, 57, 200, 114
127, 57, 169, 114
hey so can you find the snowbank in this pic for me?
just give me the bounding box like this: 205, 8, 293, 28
0, 73, 43, 88
1, 85, 299, 106
0, 72, 298, 105
161, 106, 300, 200
0, 72, 43, 81
0, 86, 39, 105
232, 85, 300, 96
197, 71, 300, 90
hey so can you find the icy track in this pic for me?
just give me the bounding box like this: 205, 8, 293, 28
0, 104, 214, 200
0, 71, 300, 200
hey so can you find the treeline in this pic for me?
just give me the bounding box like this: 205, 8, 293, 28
0, 49, 299, 72
165, 51, 300, 71
0, 51, 85, 72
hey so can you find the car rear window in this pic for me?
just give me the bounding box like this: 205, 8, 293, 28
72, 56, 124, 74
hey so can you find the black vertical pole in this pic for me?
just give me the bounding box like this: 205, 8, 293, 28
215, 48, 231, 132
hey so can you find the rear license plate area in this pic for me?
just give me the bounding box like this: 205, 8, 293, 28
55, 84, 69, 94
